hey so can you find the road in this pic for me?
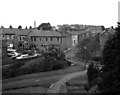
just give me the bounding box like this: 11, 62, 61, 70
46, 70, 87, 93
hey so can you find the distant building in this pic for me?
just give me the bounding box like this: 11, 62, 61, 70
60, 30, 90, 49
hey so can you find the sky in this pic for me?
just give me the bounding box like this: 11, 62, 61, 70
0, 0, 119, 28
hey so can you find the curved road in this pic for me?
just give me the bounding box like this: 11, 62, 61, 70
46, 69, 87, 93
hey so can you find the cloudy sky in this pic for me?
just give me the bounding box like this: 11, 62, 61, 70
0, 0, 119, 28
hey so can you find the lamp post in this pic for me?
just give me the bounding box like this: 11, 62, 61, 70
83, 46, 86, 69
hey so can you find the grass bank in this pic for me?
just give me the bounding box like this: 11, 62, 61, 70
3, 63, 84, 83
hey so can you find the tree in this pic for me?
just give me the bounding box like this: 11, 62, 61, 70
101, 25, 105, 31
37, 23, 52, 30
9, 25, 13, 29
85, 62, 100, 91
42, 45, 66, 71
75, 35, 100, 61
1, 26, 4, 28
25, 26, 28, 29
18, 25, 22, 29
88, 33, 101, 58
29, 26, 32, 29
97, 23, 120, 93
75, 37, 92, 61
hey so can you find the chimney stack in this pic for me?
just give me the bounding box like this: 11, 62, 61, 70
34, 21, 36, 28
118, 1, 120, 22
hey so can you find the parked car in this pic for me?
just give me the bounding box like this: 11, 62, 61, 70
7, 51, 21, 57
7, 48, 16, 52
29, 53, 41, 58
16, 54, 29, 59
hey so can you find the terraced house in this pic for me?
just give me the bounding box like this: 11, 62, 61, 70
1, 25, 108, 54
27, 29, 66, 51
0, 28, 30, 51
0, 27, 68, 52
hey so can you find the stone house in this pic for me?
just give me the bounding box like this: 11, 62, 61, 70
27, 29, 66, 52
0, 28, 30, 51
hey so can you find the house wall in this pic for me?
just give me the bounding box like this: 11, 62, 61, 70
0, 41, 8, 59
71, 35, 78, 46
100, 34, 108, 51
1, 28, 30, 51
29, 36, 63, 51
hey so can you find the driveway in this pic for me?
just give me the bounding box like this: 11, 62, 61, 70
46, 69, 87, 93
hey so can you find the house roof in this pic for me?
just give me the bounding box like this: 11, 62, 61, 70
28, 29, 63, 37
1, 28, 30, 36
65, 30, 87, 35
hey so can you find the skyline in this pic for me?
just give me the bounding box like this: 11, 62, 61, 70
0, 0, 119, 28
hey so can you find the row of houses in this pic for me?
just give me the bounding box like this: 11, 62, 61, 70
0, 26, 115, 56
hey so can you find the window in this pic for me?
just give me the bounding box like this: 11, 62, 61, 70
19, 37, 21, 40
46, 38, 48, 41
23, 36, 25, 40
2, 35, 5, 39
31, 37, 36, 41
31, 37, 33, 41
40, 37, 41, 41
34, 37, 36, 41
61, 38, 62, 43
57, 37, 59, 41
34, 45, 36, 49
11, 35, 14, 39
74, 40, 76, 45
51, 37, 53, 41
19, 43, 22, 47
7, 35, 9, 39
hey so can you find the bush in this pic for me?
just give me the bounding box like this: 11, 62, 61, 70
2, 58, 16, 65
86, 62, 100, 91
87, 63, 99, 83
2, 57, 45, 79
92, 56, 102, 62
52, 60, 68, 70
21, 57, 45, 73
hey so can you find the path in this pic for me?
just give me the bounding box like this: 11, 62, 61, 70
46, 69, 87, 93
47, 47, 87, 93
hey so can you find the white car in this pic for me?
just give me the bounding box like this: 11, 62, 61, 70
29, 53, 41, 58
7, 48, 16, 52
16, 54, 29, 59
8, 51, 21, 57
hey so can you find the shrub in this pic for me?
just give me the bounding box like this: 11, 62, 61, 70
21, 57, 45, 73
2, 58, 16, 65
52, 60, 68, 70
2, 57, 45, 79
92, 56, 102, 62
87, 63, 99, 83
85, 62, 100, 91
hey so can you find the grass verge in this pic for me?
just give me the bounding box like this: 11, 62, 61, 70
66, 74, 88, 93
3, 64, 84, 83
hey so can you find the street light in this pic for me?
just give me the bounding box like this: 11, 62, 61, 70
83, 46, 86, 69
